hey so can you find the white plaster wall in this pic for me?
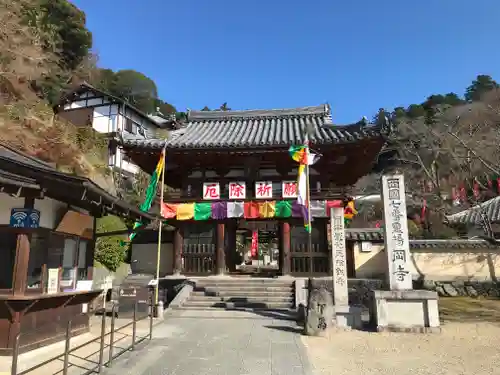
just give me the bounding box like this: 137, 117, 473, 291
34, 198, 67, 229
353, 241, 500, 281
130, 243, 173, 276
113, 149, 139, 174
0, 195, 26, 224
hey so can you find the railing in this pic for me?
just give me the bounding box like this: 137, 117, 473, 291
290, 243, 329, 276
11, 300, 154, 375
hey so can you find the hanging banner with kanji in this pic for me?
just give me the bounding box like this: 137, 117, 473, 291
251, 230, 258, 257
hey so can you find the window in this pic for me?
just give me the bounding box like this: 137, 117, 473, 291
26, 232, 49, 290
61, 238, 77, 290
125, 118, 133, 133
77, 240, 88, 281
0, 231, 17, 289
108, 147, 116, 166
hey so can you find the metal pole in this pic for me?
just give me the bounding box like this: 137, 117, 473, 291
131, 301, 137, 351
108, 304, 116, 367
305, 138, 313, 276
97, 310, 106, 373
149, 298, 154, 341
62, 320, 71, 375
11, 333, 20, 375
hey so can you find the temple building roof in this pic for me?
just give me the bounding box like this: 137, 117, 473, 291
119, 104, 387, 150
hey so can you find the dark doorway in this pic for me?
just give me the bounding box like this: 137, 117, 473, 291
231, 220, 280, 277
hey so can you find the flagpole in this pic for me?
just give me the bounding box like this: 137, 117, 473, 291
304, 134, 313, 275
154, 145, 167, 307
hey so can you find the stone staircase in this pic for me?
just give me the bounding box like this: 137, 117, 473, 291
174, 278, 295, 310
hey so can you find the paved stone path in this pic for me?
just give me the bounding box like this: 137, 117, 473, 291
104, 309, 313, 375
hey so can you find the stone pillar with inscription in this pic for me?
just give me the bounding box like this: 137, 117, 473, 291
330, 207, 362, 329
331, 207, 348, 306
380, 174, 412, 290
369, 173, 441, 333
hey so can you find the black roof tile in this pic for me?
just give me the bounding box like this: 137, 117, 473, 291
119, 104, 386, 150
446, 196, 500, 225
345, 229, 499, 249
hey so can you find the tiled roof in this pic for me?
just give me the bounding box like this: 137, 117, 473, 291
345, 228, 384, 241
445, 196, 500, 225
345, 228, 499, 248
119, 104, 386, 150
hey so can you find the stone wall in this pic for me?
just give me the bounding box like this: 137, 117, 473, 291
306, 277, 500, 308
308, 278, 385, 308
414, 279, 500, 298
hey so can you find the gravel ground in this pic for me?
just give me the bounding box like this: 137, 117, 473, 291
302, 322, 500, 375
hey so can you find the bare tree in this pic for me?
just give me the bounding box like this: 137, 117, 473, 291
387, 89, 500, 238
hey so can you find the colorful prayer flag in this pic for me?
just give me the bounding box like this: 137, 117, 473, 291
128, 148, 166, 242
177, 203, 195, 220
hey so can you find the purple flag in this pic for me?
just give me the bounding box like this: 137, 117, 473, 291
211, 201, 227, 219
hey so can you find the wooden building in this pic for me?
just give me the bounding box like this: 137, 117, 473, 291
0, 144, 156, 354
53, 82, 176, 176
116, 105, 390, 277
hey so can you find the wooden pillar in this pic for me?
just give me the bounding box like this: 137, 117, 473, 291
12, 234, 30, 295
173, 226, 183, 275
226, 221, 237, 272
12, 196, 35, 295
216, 222, 225, 275
281, 222, 291, 275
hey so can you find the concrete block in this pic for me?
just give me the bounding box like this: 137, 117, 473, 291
334, 305, 363, 330
168, 282, 194, 308
369, 289, 441, 333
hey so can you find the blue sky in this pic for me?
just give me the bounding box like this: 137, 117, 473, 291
73, 0, 500, 123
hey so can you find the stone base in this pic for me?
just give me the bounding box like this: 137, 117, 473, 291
369, 290, 440, 333
334, 305, 363, 330
376, 326, 441, 333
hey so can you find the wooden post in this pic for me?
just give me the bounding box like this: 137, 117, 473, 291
12, 234, 30, 295
173, 226, 183, 275
281, 222, 291, 275
12, 196, 35, 296
216, 222, 225, 275
226, 221, 237, 272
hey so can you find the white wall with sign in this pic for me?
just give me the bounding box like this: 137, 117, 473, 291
0, 195, 66, 229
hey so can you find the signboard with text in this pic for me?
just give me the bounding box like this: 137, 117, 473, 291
203, 182, 220, 200
282, 181, 298, 198
229, 182, 246, 199
10, 208, 40, 228
255, 181, 273, 199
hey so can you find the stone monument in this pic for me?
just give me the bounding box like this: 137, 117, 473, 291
304, 287, 334, 336
369, 173, 440, 333
330, 207, 362, 329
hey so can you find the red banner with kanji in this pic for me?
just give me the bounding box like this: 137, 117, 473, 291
251, 230, 258, 257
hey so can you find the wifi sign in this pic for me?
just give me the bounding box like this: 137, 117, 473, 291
10, 208, 40, 228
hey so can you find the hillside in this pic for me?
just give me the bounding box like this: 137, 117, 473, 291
0, 0, 116, 192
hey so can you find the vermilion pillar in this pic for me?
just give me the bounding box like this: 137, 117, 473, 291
281, 222, 291, 275
216, 222, 225, 275
173, 226, 183, 275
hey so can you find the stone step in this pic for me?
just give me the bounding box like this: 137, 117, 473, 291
188, 295, 294, 303
194, 286, 294, 293
179, 301, 293, 309
191, 290, 293, 297
192, 279, 294, 286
